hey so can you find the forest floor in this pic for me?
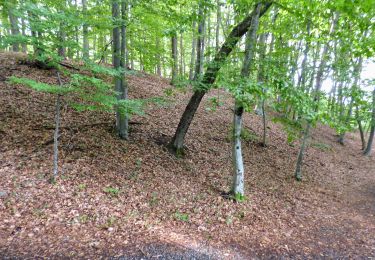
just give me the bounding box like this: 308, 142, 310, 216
0, 51, 374, 259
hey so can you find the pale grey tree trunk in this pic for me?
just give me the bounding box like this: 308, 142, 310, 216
189, 20, 197, 81
232, 2, 262, 197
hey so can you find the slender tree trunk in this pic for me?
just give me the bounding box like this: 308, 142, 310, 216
215, 0, 221, 52
232, 2, 262, 197
356, 106, 366, 150
156, 38, 162, 76
118, 0, 129, 139
294, 123, 311, 181
364, 88, 375, 156
297, 20, 311, 89
179, 33, 184, 76
169, 2, 272, 155
194, 2, 206, 80
113, 0, 127, 139
8, 9, 20, 52
295, 13, 339, 180
58, 22, 66, 58
189, 20, 197, 81
171, 34, 178, 83
21, 17, 27, 53
338, 57, 363, 144
82, 0, 89, 59
53, 72, 63, 181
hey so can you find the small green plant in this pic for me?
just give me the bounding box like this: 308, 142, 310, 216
234, 192, 246, 202
311, 142, 332, 151
205, 97, 224, 112
174, 211, 189, 222
149, 192, 159, 206
103, 187, 120, 197
79, 214, 90, 223
78, 183, 87, 191
226, 127, 258, 143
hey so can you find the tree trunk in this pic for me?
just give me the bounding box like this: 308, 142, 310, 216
364, 88, 375, 156
171, 34, 178, 84
232, 102, 245, 196
231, 2, 262, 197
294, 123, 311, 181
356, 106, 366, 151
8, 8, 20, 52
156, 38, 162, 76
53, 72, 63, 181
194, 2, 206, 80
295, 13, 339, 180
58, 21, 66, 58
215, 0, 221, 52
189, 20, 197, 81
112, 0, 127, 139
338, 57, 363, 145
82, 0, 89, 59
118, 0, 129, 139
169, 2, 272, 155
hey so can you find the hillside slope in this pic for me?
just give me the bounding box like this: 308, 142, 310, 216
0, 52, 374, 258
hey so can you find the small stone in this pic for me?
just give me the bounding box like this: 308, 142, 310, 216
0, 191, 7, 198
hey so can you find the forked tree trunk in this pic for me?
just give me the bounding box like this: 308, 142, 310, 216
169, 2, 272, 155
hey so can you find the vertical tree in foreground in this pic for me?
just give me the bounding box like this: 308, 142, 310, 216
232, 2, 262, 198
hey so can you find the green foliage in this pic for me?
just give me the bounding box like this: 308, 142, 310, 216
233, 193, 246, 202
103, 187, 120, 197
311, 142, 332, 151
174, 211, 189, 222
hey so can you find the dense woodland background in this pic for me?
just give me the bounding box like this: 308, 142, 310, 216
0, 0, 375, 258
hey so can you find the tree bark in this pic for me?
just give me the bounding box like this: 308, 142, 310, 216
82, 0, 89, 60
189, 20, 197, 81
169, 2, 272, 155
171, 34, 178, 84
113, 0, 127, 139
232, 2, 262, 197
295, 13, 339, 180
215, 0, 221, 52
194, 2, 206, 80
8, 8, 20, 52
364, 88, 375, 156
53, 72, 63, 181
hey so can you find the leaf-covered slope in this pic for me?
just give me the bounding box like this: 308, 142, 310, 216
0, 52, 374, 258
